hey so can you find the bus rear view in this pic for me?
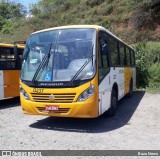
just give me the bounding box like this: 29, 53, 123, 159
20, 26, 98, 118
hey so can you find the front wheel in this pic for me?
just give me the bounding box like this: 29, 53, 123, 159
107, 89, 117, 117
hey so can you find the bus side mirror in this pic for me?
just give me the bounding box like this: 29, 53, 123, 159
14, 44, 19, 60
14, 41, 26, 60
102, 44, 108, 55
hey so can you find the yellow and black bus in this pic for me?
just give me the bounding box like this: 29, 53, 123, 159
20, 25, 136, 118
0, 42, 25, 100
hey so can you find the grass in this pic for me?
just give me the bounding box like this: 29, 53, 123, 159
146, 87, 160, 94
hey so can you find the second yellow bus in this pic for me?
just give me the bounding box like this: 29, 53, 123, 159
0, 42, 25, 100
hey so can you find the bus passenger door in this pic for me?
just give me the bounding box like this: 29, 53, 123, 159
3, 70, 20, 98
117, 68, 124, 99
98, 36, 111, 115
99, 75, 111, 115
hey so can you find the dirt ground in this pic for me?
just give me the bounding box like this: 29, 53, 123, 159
0, 91, 160, 158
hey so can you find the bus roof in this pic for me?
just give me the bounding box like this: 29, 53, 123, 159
31, 25, 134, 50
31, 25, 101, 34
0, 42, 25, 49
17, 44, 25, 49
0, 43, 14, 48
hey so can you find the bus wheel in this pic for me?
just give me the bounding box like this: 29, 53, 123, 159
107, 89, 117, 117
127, 80, 133, 98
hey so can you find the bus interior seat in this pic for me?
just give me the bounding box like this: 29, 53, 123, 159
67, 59, 92, 71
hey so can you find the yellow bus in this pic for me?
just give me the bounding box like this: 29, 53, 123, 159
0, 42, 25, 100
20, 25, 136, 118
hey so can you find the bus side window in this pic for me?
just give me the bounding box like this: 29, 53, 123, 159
125, 47, 131, 66
109, 38, 119, 66
119, 43, 125, 66
98, 38, 109, 83
131, 50, 135, 66
0, 47, 16, 70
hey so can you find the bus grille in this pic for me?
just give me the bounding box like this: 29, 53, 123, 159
31, 93, 76, 103
36, 107, 70, 113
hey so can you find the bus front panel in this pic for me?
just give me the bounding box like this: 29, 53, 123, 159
20, 78, 99, 118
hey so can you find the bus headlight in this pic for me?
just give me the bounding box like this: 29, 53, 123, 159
77, 84, 94, 102
20, 85, 30, 100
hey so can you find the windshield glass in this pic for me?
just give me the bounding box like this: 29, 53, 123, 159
21, 28, 96, 82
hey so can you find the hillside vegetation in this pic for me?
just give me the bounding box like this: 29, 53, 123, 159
0, 0, 159, 43
0, 0, 159, 91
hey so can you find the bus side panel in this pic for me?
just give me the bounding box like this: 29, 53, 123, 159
3, 70, 20, 98
98, 67, 125, 115
124, 67, 132, 95
0, 71, 4, 99
111, 67, 124, 100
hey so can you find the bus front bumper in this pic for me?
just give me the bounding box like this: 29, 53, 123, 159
20, 96, 98, 118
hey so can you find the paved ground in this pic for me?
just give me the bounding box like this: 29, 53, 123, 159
0, 91, 160, 159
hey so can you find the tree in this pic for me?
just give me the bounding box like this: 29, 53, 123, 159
0, 1, 26, 33
131, 0, 160, 29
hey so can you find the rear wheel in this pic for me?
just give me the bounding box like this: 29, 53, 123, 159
107, 89, 117, 117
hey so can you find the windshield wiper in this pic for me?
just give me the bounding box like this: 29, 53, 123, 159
32, 43, 52, 84
71, 54, 95, 86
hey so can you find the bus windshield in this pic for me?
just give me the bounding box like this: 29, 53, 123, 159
21, 28, 96, 83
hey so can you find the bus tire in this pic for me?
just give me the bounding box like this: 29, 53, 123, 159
127, 80, 133, 98
107, 89, 117, 117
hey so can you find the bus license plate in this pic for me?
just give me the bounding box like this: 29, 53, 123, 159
45, 106, 59, 111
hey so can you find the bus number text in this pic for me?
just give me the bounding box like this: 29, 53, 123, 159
33, 88, 44, 94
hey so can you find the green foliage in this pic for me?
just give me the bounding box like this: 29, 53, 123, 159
96, 3, 113, 16
1, 0, 159, 44
127, 0, 153, 9
148, 63, 160, 93
0, 1, 9, 19
134, 41, 160, 91
130, 0, 160, 29
85, 0, 105, 7
145, 42, 160, 64
135, 43, 149, 87
0, 1, 26, 34
1, 20, 13, 34
0, 0, 159, 92
0, 1, 26, 19
0, 16, 5, 30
